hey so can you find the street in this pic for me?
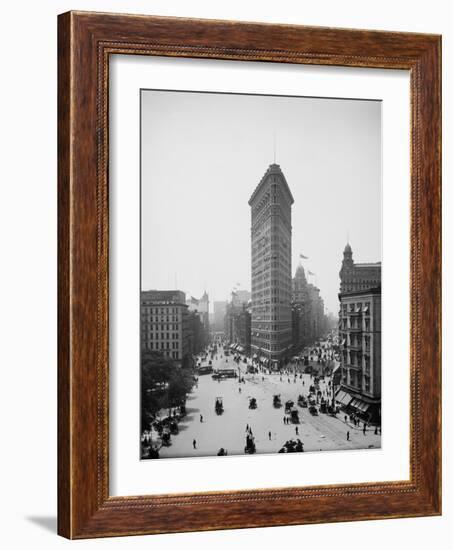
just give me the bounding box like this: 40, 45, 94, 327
157, 348, 381, 459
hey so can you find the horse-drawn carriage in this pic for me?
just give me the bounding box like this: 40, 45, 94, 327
215, 397, 224, 415
309, 404, 319, 416
297, 394, 308, 408
273, 394, 282, 408
327, 404, 337, 416
169, 420, 179, 434
290, 409, 300, 424
244, 434, 256, 454
249, 397, 257, 409
285, 400, 295, 413
278, 438, 304, 453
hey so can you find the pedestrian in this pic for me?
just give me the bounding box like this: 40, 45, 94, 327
363, 424, 367, 434
268, 431, 272, 440
239, 387, 242, 393
374, 426, 378, 435
347, 431, 350, 441
193, 439, 197, 449
283, 416, 286, 424
344, 415, 347, 423
246, 424, 249, 432
200, 414, 203, 423
295, 427, 299, 435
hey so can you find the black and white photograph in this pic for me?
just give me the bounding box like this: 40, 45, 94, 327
140, 89, 382, 460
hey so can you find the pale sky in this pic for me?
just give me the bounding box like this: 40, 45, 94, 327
141, 90, 381, 315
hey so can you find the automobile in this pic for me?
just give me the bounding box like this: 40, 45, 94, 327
285, 400, 295, 412
249, 397, 257, 409
273, 394, 282, 408
309, 405, 319, 416
290, 409, 300, 424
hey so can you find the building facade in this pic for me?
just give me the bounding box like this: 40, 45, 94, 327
337, 244, 382, 422
140, 290, 190, 363
249, 164, 294, 366
291, 264, 328, 351
339, 243, 381, 293
187, 291, 210, 336
213, 300, 227, 333
224, 290, 252, 354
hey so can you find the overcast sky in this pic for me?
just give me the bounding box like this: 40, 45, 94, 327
141, 90, 381, 315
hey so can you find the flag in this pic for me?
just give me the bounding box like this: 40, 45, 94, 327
299, 253, 309, 259
308, 270, 315, 276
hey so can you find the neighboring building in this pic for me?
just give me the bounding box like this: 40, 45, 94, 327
336, 244, 382, 423
186, 310, 207, 355
291, 264, 328, 351
140, 290, 190, 363
186, 291, 210, 336
339, 243, 381, 293
213, 300, 227, 332
249, 163, 294, 366
225, 295, 252, 354
232, 290, 251, 306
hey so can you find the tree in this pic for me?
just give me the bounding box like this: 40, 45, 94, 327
141, 351, 195, 431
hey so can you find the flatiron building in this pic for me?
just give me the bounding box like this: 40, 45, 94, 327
248, 164, 294, 366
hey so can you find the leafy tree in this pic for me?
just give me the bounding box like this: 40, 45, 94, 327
141, 351, 195, 431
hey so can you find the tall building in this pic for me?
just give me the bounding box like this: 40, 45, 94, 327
213, 301, 227, 332
249, 163, 294, 366
292, 263, 328, 350
224, 289, 252, 353
140, 290, 190, 363
186, 291, 210, 336
336, 244, 382, 422
232, 290, 251, 306
225, 301, 252, 354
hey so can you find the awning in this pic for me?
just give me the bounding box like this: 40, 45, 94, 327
335, 390, 353, 406
350, 398, 371, 412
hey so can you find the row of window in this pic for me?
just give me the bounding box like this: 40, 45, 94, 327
142, 306, 183, 314
143, 343, 180, 359
344, 368, 371, 392
141, 323, 180, 330
141, 315, 180, 322
143, 332, 180, 340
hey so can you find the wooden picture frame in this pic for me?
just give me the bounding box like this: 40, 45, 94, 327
58, 11, 441, 539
